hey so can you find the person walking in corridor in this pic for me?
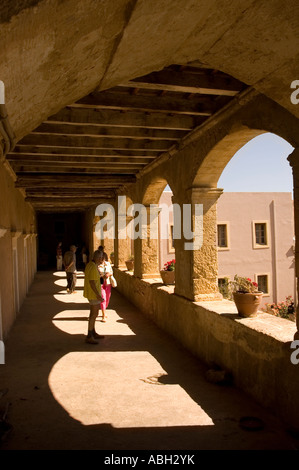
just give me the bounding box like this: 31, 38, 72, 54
98, 250, 113, 322
83, 250, 105, 344
63, 244, 77, 294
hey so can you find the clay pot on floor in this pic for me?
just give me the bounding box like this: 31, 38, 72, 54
160, 269, 175, 285
233, 292, 263, 318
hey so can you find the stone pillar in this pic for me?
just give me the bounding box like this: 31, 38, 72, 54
288, 148, 299, 339
114, 211, 133, 269
93, 216, 100, 253
174, 187, 223, 301
134, 204, 161, 279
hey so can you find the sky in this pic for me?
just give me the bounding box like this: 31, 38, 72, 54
217, 133, 294, 193
163, 132, 294, 194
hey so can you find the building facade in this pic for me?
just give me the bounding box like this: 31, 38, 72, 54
159, 191, 295, 307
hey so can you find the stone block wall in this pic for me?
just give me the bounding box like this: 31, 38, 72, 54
114, 268, 299, 429
0, 162, 37, 339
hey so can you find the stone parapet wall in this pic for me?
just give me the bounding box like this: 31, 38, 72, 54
114, 268, 299, 429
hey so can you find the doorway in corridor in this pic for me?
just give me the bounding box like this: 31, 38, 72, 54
36, 212, 87, 270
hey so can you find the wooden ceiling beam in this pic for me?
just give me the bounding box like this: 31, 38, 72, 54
8, 153, 153, 165
13, 165, 138, 174
11, 161, 144, 170
46, 107, 197, 131
119, 69, 244, 96
13, 146, 159, 157
26, 191, 115, 198
26, 197, 111, 205
32, 123, 188, 141
16, 174, 136, 188
18, 134, 174, 151
70, 91, 213, 116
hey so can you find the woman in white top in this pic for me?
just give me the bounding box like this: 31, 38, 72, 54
97, 251, 113, 322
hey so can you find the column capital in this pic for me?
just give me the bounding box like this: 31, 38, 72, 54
187, 187, 223, 203
173, 187, 223, 204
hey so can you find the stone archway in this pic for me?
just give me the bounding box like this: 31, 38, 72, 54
193, 127, 266, 189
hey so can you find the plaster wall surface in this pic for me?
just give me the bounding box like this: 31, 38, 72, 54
217, 192, 295, 306
158, 190, 295, 306
0, 163, 36, 338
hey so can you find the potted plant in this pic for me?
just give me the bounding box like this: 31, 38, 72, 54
230, 275, 263, 318
125, 256, 134, 271
160, 259, 175, 284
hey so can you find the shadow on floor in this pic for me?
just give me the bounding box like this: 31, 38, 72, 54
0, 271, 297, 450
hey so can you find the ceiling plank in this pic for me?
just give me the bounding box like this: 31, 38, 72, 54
69, 91, 213, 116
26, 197, 111, 205
46, 107, 198, 131
13, 146, 159, 157
32, 123, 188, 140
119, 69, 245, 96
13, 165, 139, 174
8, 153, 153, 165
18, 134, 175, 151
15, 174, 136, 188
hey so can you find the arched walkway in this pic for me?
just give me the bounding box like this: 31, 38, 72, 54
0, 271, 296, 450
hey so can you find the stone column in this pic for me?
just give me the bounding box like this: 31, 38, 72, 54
114, 210, 133, 269
174, 187, 223, 301
134, 204, 161, 279
288, 148, 299, 339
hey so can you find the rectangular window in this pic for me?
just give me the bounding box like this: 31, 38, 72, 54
218, 278, 227, 290
168, 225, 175, 253
252, 221, 269, 249
255, 223, 267, 245
257, 274, 269, 294
217, 224, 228, 248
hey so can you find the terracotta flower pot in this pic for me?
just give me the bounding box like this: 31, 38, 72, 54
125, 260, 134, 271
160, 269, 175, 285
233, 292, 263, 318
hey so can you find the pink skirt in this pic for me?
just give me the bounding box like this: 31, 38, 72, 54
100, 283, 112, 310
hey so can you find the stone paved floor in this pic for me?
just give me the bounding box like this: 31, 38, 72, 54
0, 271, 298, 450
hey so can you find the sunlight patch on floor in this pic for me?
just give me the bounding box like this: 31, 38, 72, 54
52, 308, 135, 336
48, 351, 214, 427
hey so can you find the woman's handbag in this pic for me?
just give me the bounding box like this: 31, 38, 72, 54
110, 276, 117, 288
